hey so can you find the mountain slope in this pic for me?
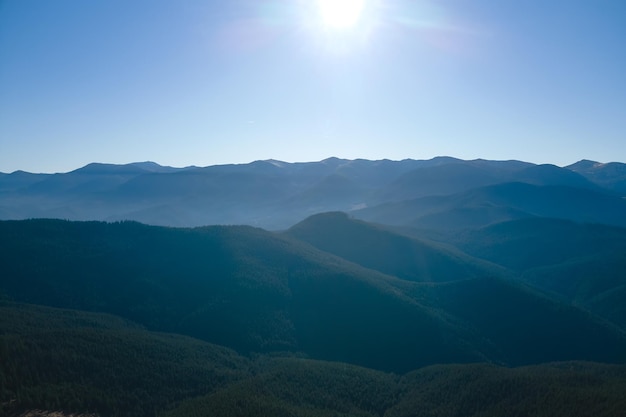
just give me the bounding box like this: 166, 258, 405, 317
509, 163, 600, 189
523, 253, 626, 329
354, 182, 626, 230
443, 217, 626, 329
376, 162, 502, 202
0, 302, 248, 417
567, 159, 626, 195
285, 212, 506, 283
0, 219, 481, 372
449, 217, 626, 271
416, 276, 626, 365
386, 362, 626, 417
164, 360, 626, 417
2, 218, 625, 373
0, 171, 50, 193
4, 302, 625, 417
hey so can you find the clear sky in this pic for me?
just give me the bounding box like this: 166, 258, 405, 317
1, 0, 625, 173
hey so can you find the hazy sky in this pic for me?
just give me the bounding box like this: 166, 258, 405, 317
1, 0, 625, 173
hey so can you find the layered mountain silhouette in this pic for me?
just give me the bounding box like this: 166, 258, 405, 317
2, 156, 626, 416
2, 157, 625, 230
354, 182, 626, 231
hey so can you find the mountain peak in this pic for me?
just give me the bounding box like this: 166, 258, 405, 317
70, 161, 181, 175
71, 162, 151, 175
321, 157, 350, 166
264, 159, 288, 168
566, 159, 603, 172
128, 161, 166, 171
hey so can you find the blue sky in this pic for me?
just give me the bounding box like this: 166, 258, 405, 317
1, 0, 625, 173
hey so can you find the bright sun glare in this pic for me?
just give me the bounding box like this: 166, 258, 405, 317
317, 0, 365, 29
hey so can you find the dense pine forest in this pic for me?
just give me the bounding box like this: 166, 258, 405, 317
3, 302, 626, 417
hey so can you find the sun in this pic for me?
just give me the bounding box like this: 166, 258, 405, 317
317, 0, 365, 29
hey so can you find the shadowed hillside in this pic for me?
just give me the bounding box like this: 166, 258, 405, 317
0, 219, 481, 372
1, 218, 625, 374
354, 182, 626, 230
285, 212, 506, 282
386, 362, 626, 417
444, 217, 626, 329
0, 302, 248, 417
2, 214, 626, 416
3, 302, 625, 417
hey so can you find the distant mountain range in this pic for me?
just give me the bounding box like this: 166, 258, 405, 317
2, 157, 625, 230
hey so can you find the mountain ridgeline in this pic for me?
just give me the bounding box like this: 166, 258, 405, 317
2, 156, 626, 416
2, 157, 626, 230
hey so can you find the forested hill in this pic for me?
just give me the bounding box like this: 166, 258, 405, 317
2, 216, 626, 416
440, 217, 626, 329
1, 218, 625, 373
284, 211, 506, 282
3, 302, 626, 417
